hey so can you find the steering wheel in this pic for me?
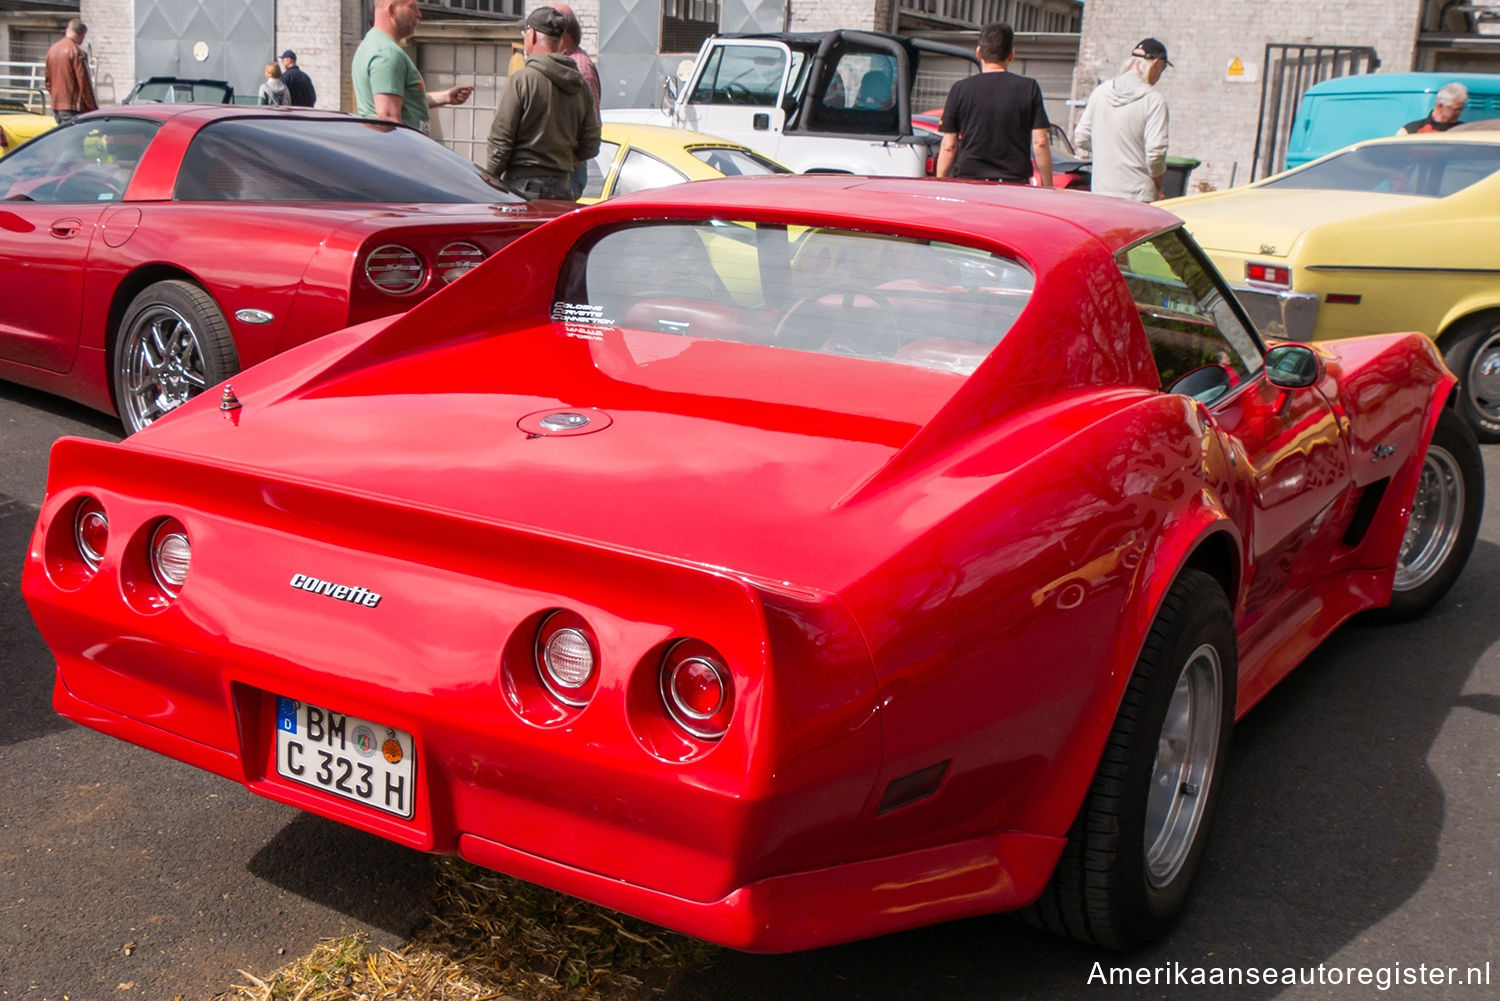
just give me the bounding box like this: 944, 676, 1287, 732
51, 167, 125, 202
772, 284, 903, 357
723, 82, 753, 105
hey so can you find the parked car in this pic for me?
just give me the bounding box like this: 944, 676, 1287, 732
1165, 130, 1500, 440
0, 105, 564, 434
124, 76, 235, 104
608, 30, 977, 175
1284, 71, 1500, 171
911, 111, 1090, 188
581, 122, 790, 202
25, 177, 1481, 954
0, 88, 56, 156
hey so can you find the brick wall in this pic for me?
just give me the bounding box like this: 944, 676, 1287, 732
1074, 0, 1422, 191
275, 0, 344, 110
79, 0, 133, 106
788, 0, 880, 32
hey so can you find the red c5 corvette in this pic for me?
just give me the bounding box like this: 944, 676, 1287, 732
24, 177, 1482, 952
0, 104, 563, 433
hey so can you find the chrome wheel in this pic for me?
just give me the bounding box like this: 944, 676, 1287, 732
1394, 443, 1465, 592
1144, 642, 1223, 889
118, 303, 209, 432
1465, 329, 1500, 425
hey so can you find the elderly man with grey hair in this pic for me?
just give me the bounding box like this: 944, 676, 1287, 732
1073, 37, 1171, 202
1399, 82, 1468, 134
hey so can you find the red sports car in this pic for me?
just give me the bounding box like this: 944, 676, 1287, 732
24, 177, 1482, 952
0, 104, 563, 433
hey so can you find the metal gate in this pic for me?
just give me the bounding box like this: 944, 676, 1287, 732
134, 0, 274, 102
1251, 43, 1380, 181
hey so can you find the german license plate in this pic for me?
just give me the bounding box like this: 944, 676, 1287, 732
274, 697, 415, 818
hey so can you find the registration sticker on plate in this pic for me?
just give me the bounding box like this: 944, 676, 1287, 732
274, 697, 416, 819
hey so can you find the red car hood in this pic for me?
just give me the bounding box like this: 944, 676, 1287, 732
128, 320, 1034, 589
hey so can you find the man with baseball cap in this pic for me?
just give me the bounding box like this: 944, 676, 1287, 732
485, 6, 600, 200
279, 49, 317, 107
1074, 37, 1172, 202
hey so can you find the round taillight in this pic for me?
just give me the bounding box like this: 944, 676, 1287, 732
73, 497, 108, 571
150, 519, 190, 594
535, 611, 598, 707
660, 641, 734, 740
436, 242, 486, 284
364, 244, 425, 294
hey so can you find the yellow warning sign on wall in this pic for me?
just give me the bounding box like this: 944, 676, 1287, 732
1226, 57, 1258, 82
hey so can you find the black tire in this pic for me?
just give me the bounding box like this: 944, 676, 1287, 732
1373, 406, 1484, 622
113, 280, 239, 435
1441, 314, 1500, 443
1020, 568, 1236, 949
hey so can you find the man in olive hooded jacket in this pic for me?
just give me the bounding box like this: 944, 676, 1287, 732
486, 6, 600, 200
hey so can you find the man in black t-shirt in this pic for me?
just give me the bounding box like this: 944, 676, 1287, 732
937, 22, 1052, 186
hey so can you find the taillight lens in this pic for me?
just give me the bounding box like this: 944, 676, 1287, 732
73, 497, 108, 570
365, 244, 425, 294
660, 640, 734, 740
149, 519, 190, 594
535, 611, 598, 707
1245, 262, 1291, 288
436, 242, 486, 283
925, 154, 936, 176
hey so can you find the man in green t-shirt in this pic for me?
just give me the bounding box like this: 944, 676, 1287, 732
353, 0, 472, 134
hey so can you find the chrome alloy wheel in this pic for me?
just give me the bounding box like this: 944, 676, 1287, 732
1394, 443, 1465, 592
1144, 643, 1223, 889
118, 303, 209, 431
1466, 329, 1500, 425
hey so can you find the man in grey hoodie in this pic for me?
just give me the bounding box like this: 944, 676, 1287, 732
486, 6, 601, 200
1074, 38, 1171, 202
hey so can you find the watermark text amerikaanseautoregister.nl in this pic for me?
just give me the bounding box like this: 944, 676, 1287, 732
1089, 960, 1492, 990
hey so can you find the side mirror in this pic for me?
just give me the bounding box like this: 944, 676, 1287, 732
1264, 343, 1321, 389
661, 76, 680, 116
1167, 363, 1234, 405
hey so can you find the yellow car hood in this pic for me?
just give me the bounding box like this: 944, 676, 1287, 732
1168, 188, 1429, 259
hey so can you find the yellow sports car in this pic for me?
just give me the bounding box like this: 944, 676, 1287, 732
580, 123, 790, 203
1166, 131, 1500, 440
0, 90, 57, 157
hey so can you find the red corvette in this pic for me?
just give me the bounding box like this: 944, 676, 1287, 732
0, 104, 563, 433
24, 177, 1482, 952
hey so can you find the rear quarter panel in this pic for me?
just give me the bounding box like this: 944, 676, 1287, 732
83, 205, 338, 371
835, 388, 1247, 857
1292, 191, 1500, 341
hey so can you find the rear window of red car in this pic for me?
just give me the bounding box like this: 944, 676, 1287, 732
174, 118, 524, 204
564, 221, 1034, 375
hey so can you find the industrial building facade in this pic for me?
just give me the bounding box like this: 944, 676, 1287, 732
12, 2, 1500, 190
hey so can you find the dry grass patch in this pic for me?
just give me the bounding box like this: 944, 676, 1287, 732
221, 858, 718, 1000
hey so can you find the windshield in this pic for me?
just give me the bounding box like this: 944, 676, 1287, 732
1262, 141, 1500, 198
174, 118, 523, 203
568, 221, 1033, 376
130, 80, 233, 104
689, 147, 789, 176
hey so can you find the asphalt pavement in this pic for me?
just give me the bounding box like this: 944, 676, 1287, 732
1, 379, 1496, 1000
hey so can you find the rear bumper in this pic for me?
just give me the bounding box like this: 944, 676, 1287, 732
460, 826, 1063, 952
52, 665, 1063, 952
1231, 285, 1320, 341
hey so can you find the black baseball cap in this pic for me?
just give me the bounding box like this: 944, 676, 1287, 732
525, 6, 567, 37
280, 49, 296, 60
1132, 38, 1173, 66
